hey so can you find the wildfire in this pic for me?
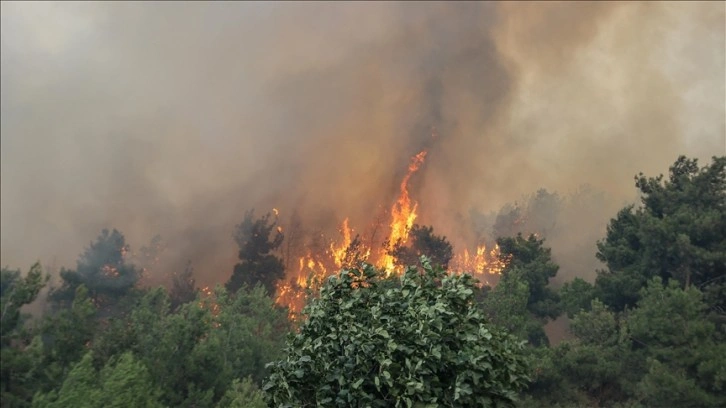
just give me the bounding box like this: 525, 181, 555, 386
198, 285, 222, 327
271, 148, 510, 317
296, 252, 328, 288
101, 265, 120, 278
329, 218, 352, 268
274, 250, 330, 318
379, 150, 427, 274
449, 244, 508, 286
275, 280, 307, 320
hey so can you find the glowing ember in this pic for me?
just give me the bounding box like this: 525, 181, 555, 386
198, 286, 221, 322
101, 265, 120, 277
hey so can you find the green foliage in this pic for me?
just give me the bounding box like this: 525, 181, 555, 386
4, 155, 724, 408
49, 229, 141, 315
265, 258, 530, 407
558, 277, 595, 318
596, 156, 726, 312
1, 264, 49, 408
528, 155, 726, 407
627, 278, 725, 406
89, 284, 289, 407
32, 352, 163, 408
497, 234, 560, 320
390, 224, 454, 269
476, 234, 559, 348
636, 358, 715, 408
227, 210, 285, 296
478, 234, 561, 347
524, 300, 634, 406
217, 377, 267, 408
478, 273, 547, 346
33, 285, 97, 393
569, 300, 619, 347
528, 278, 726, 407
479, 273, 530, 337
1, 263, 48, 345
628, 278, 714, 354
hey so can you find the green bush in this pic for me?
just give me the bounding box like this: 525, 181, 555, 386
264, 258, 530, 407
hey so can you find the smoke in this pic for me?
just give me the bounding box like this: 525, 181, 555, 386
2, 2, 724, 287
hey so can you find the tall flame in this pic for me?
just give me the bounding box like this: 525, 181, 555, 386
379, 150, 427, 274
271, 147, 512, 318
329, 218, 352, 268
275, 250, 329, 319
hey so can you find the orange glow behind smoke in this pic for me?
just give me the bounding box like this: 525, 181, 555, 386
273, 149, 509, 317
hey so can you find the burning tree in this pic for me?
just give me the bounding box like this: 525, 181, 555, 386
49, 229, 141, 315
379, 150, 427, 273
272, 149, 510, 314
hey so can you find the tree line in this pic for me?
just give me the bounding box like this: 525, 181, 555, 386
1, 155, 724, 407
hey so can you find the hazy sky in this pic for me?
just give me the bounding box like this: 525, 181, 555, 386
1, 1, 724, 285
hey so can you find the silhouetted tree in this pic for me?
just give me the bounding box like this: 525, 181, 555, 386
134, 234, 165, 278
390, 224, 453, 269
492, 203, 525, 240
170, 261, 197, 311
49, 229, 140, 315
226, 210, 285, 296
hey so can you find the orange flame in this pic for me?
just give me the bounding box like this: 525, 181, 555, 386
274, 250, 330, 319
198, 286, 221, 324
294, 252, 327, 288
449, 244, 509, 286
271, 146, 514, 318
379, 150, 427, 274
329, 218, 352, 268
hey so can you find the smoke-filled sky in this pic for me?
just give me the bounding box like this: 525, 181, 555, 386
2, 1, 724, 285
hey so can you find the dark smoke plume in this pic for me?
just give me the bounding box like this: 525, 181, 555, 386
1, 2, 724, 287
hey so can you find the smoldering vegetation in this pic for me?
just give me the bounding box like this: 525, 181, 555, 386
1, 1, 724, 288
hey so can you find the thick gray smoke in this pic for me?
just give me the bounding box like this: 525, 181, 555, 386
2, 2, 724, 287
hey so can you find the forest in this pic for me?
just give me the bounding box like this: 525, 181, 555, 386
1, 154, 724, 407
